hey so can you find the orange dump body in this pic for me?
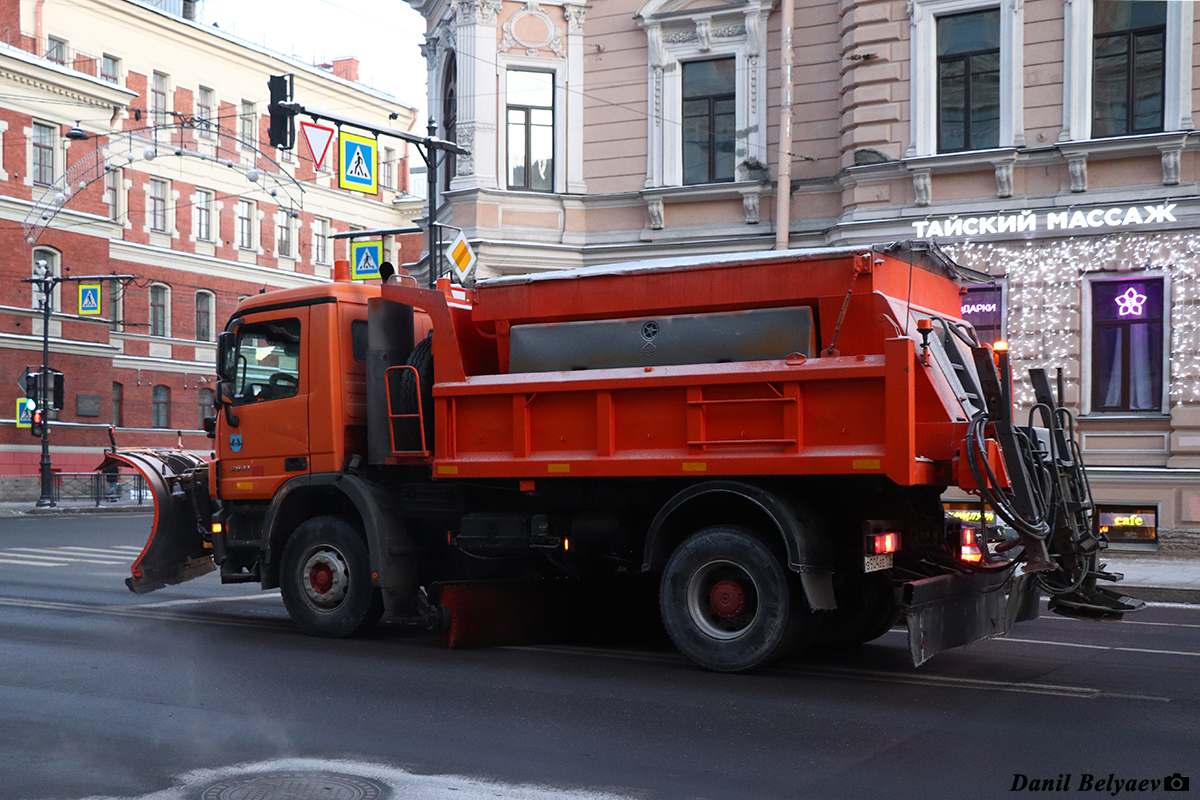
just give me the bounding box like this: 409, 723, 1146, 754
379, 247, 986, 489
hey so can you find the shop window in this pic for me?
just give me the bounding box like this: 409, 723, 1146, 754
960, 283, 1005, 346
1093, 0, 1166, 137
682, 58, 736, 184
937, 9, 1001, 152
1089, 277, 1164, 413
506, 70, 555, 192
1095, 503, 1158, 547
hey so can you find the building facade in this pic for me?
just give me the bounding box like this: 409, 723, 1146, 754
0, 0, 422, 486
406, 0, 1200, 553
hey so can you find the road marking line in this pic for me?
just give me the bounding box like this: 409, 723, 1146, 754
0, 596, 290, 631
0, 558, 67, 567
1049, 615, 1200, 630
134, 592, 281, 608
999, 637, 1200, 658
3, 549, 127, 564
53, 546, 139, 555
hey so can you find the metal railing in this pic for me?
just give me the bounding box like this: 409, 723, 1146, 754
51, 472, 149, 507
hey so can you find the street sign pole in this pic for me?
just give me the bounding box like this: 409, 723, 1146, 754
20, 270, 137, 508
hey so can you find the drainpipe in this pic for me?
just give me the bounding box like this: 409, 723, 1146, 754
774, 0, 795, 249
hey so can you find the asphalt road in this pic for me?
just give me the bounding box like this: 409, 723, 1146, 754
0, 512, 1197, 800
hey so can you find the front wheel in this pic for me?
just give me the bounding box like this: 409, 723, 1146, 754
660, 526, 813, 672
280, 516, 384, 638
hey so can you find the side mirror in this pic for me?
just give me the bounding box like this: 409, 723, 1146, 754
216, 331, 236, 381
202, 416, 217, 438
216, 380, 239, 428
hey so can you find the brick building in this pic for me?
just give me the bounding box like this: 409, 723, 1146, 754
0, 0, 423, 485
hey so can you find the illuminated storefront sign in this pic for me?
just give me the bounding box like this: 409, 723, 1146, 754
911, 203, 1180, 239
1096, 505, 1158, 547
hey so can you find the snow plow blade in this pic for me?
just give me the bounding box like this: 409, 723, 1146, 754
97, 449, 215, 594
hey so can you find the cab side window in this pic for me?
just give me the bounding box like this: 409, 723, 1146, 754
230, 319, 301, 404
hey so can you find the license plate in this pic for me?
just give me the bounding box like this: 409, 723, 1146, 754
863, 553, 893, 573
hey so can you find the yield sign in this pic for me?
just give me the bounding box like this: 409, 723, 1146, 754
299, 121, 335, 170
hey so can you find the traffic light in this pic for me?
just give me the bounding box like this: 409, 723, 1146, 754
22, 370, 64, 409
30, 408, 44, 437
23, 371, 38, 398
267, 73, 295, 149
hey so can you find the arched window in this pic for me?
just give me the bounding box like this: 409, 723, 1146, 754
152, 385, 170, 428
31, 247, 61, 310
442, 51, 457, 191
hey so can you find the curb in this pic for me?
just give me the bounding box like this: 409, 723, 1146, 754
3, 504, 152, 516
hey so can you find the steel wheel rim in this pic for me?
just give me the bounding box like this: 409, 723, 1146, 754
685, 558, 760, 640
300, 546, 350, 610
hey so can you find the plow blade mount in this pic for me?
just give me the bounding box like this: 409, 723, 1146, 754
97, 449, 215, 594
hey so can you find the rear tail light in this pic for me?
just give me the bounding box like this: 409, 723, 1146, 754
960, 527, 983, 562
869, 532, 899, 555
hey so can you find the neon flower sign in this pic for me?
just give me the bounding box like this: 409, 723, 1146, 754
1115, 287, 1148, 317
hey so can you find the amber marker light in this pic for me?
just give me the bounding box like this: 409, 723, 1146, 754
211, 522, 223, 534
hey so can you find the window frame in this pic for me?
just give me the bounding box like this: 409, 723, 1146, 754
197, 387, 215, 429
313, 217, 330, 264
152, 385, 170, 429
194, 188, 213, 241
151, 72, 170, 126
195, 290, 214, 342
148, 178, 168, 233
935, 9, 1002, 153
46, 36, 67, 65
196, 86, 215, 140
1090, 3, 1167, 138
31, 247, 61, 311
240, 100, 257, 148
149, 283, 171, 338
505, 69, 557, 192
681, 57, 737, 185
276, 209, 293, 258
112, 382, 124, 427
32, 121, 56, 186
108, 281, 123, 332
1082, 273, 1170, 416
639, 3, 772, 189
907, 0, 1023, 157
101, 54, 120, 84
236, 199, 256, 250
1062, 0, 1192, 140
104, 167, 123, 221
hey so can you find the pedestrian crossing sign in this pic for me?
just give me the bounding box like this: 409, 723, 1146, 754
15, 398, 33, 428
338, 130, 378, 195
78, 283, 101, 315
350, 240, 383, 280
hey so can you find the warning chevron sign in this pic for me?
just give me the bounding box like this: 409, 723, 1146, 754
338, 130, 377, 195
78, 283, 101, 315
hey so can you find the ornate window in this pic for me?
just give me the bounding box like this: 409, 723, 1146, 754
506, 70, 555, 191
638, 0, 772, 188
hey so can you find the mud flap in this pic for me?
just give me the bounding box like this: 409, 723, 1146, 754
903, 571, 1039, 667
97, 449, 216, 594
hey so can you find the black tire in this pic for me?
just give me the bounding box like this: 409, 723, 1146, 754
660, 526, 813, 673
812, 573, 899, 651
279, 516, 384, 638
397, 334, 434, 452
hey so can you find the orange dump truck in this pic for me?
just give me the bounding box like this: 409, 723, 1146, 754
106, 242, 1141, 671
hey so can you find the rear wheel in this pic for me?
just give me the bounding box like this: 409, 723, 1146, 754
660, 526, 813, 672
813, 572, 899, 650
280, 516, 384, 638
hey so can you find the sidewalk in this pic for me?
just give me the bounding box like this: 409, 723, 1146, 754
2, 499, 1198, 603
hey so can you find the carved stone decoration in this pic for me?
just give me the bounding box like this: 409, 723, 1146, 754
501, 0, 565, 58
994, 162, 1013, 198
455, 127, 475, 176
647, 25, 667, 68
647, 197, 664, 230
743, 191, 760, 225
563, 3, 587, 34
1068, 157, 1087, 192
745, 11, 761, 56
696, 19, 712, 51
713, 24, 747, 38
663, 30, 698, 44
420, 35, 441, 63
912, 169, 932, 207
1162, 148, 1182, 186
454, 0, 502, 25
